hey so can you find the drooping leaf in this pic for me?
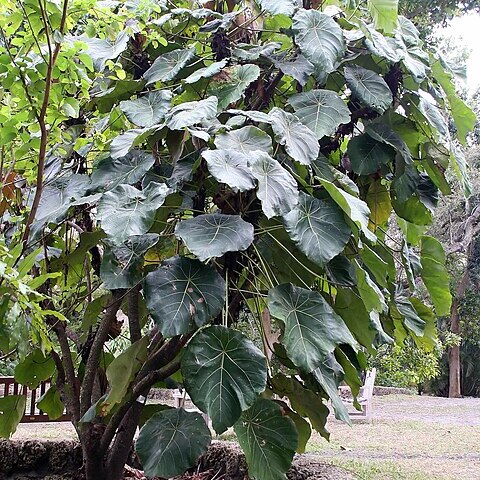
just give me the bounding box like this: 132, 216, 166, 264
100, 234, 159, 289
14, 350, 55, 389
274, 55, 315, 86
366, 179, 392, 230
418, 96, 448, 137
110, 128, 157, 159
97, 184, 170, 244
355, 262, 387, 313
234, 398, 297, 480
184, 59, 228, 84
102, 336, 150, 414
269, 107, 319, 165
166, 96, 218, 130
257, 0, 296, 16
144, 256, 226, 337
347, 133, 396, 175
90, 151, 155, 192
233, 43, 282, 61
450, 144, 472, 197
344, 66, 393, 113
175, 214, 254, 262
326, 255, 357, 288
268, 284, 357, 372
0, 396, 26, 438
182, 326, 267, 434
120, 90, 173, 127
136, 409, 211, 478
320, 179, 377, 243
367, 0, 398, 34
283, 192, 351, 267
214, 126, 273, 154
208, 64, 260, 109
288, 90, 350, 139
271, 374, 330, 440
249, 152, 299, 218
37, 387, 64, 421
143, 47, 195, 85
420, 236, 452, 317
202, 149, 256, 192
292, 9, 345, 73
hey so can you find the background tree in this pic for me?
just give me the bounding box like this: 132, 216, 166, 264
0, 0, 475, 479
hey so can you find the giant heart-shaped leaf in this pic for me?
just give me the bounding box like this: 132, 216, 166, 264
288, 90, 350, 139
182, 326, 267, 434
347, 132, 396, 175
74, 30, 129, 71
37, 387, 65, 421
420, 236, 452, 317
166, 96, 218, 130
292, 9, 345, 73
258, 0, 296, 16
344, 66, 393, 114
97, 183, 169, 244
367, 0, 398, 34
249, 151, 299, 219
283, 192, 351, 267
175, 214, 254, 262
120, 90, 173, 127
15, 349, 55, 389
90, 151, 155, 192
136, 409, 211, 478
268, 284, 357, 372
100, 234, 159, 289
144, 256, 226, 337
144, 47, 195, 85
0, 396, 26, 438
269, 107, 319, 165
234, 398, 297, 480
320, 179, 377, 243
202, 150, 256, 192
214, 126, 273, 154
208, 64, 260, 109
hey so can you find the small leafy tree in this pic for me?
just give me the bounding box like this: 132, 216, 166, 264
0, 0, 476, 479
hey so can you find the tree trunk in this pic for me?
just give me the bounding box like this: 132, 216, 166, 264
448, 271, 470, 398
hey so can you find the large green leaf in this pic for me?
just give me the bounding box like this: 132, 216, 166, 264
100, 234, 159, 289
202, 149, 256, 192
102, 336, 150, 414
450, 144, 472, 197
97, 183, 169, 244
214, 126, 273, 154
136, 409, 211, 478
250, 152, 298, 219
355, 262, 387, 313
184, 59, 227, 84
165, 96, 218, 130
258, 0, 296, 16
288, 90, 350, 140
269, 107, 319, 165
420, 236, 452, 317
0, 396, 26, 438
175, 214, 254, 262
274, 55, 314, 86
292, 9, 345, 73
208, 64, 260, 109
144, 256, 226, 337
110, 128, 157, 159
234, 398, 297, 480
90, 151, 155, 192
320, 179, 377, 243
74, 31, 130, 71
14, 349, 55, 389
268, 284, 357, 372
143, 47, 195, 85
344, 66, 393, 114
271, 374, 330, 440
120, 90, 172, 127
37, 387, 64, 421
367, 0, 398, 33
347, 133, 396, 175
182, 326, 267, 434
283, 192, 351, 267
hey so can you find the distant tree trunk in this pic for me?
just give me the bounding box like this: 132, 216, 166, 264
448, 271, 470, 398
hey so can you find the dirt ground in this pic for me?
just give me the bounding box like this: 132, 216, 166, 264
11, 394, 480, 480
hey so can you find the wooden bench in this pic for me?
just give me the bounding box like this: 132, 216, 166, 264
0, 376, 70, 423
340, 368, 376, 421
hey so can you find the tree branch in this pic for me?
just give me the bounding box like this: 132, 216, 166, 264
127, 286, 142, 343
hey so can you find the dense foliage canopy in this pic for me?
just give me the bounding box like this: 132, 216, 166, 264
0, 0, 476, 479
